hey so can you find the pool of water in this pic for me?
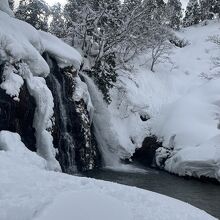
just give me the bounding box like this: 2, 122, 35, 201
85, 167, 220, 219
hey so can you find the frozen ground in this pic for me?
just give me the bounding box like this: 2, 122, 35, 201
0, 131, 217, 220
108, 20, 220, 181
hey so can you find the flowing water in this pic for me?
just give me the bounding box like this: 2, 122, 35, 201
86, 167, 220, 219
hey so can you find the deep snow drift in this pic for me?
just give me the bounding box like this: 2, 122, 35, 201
108, 20, 220, 181
0, 131, 216, 220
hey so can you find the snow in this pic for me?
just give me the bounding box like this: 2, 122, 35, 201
0, 131, 46, 170
19, 63, 61, 171
39, 31, 82, 70
152, 79, 220, 180
0, 5, 83, 171
107, 20, 220, 180
0, 62, 24, 101
0, 131, 216, 220
73, 75, 94, 119
0, 0, 14, 17
0, 10, 82, 76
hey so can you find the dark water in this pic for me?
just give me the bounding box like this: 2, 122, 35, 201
85, 167, 220, 219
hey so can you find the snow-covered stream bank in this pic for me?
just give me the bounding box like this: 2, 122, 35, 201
107, 20, 220, 181
86, 167, 220, 219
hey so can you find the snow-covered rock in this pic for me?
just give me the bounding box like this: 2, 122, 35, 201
152, 79, 220, 180
39, 31, 82, 70
0, 132, 216, 220
0, 10, 81, 77
0, 5, 87, 171
0, 62, 24, 101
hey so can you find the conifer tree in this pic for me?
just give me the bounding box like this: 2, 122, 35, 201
200, 0, 215, 20
15, 0, 50, 31
212, 0, 220, 18
166, 0, 182, 29
183, 0, 201, 27
122, 0, 142, 13
50, 3, 66, 38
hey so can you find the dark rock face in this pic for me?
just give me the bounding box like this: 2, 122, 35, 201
45, 56, 101, 173
0, 57, 101, 173
132, 136, 162, 167
0, 64, 36, 151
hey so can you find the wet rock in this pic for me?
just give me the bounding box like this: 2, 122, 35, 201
132, 136, 162, 167
0, 56, 101, 173
45, 56, 101, 173
0, 63, 36, 151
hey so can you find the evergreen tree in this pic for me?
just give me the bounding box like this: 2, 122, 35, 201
166, 0, 182, 30
122, 0, 142, 13
50, 3, 66, 38
212, 0, 220, 17
64, 0, 172, 101
64, 0, 122, 103
200, 0, 215, 20
15, 0, 50, 31
183, 0, 201, 27
142, 0, 166, 23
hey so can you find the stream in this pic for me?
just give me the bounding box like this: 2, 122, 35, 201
85, 167, 220, 219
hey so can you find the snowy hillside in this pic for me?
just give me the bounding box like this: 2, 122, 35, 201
109, 20, 220, 181
0, 131, 216, 220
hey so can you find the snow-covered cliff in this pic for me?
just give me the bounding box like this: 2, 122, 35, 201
0, 8, 100, 172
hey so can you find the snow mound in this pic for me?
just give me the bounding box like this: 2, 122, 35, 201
152, 79, 220, 180
39, 31, 82, 70
0, 10, 82, 77
0, 134, 216, 220
0, 131, 46, 170
34, 191, 132, 220
0, 0, 14, 17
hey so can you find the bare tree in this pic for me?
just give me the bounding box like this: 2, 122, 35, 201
148, 28, 173, 72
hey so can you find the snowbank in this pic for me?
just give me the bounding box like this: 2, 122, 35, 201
0, 0, 14, 17
0, 131, 46, 170
0, 131, 216, 220
152, 79, 220, 180
39, 31, 82, 70
107, 20, 220, 180
19, 63, 61, 171
0, 10, 82, 76
34, 191, 132, 220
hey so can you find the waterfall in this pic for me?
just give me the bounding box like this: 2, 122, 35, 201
82, 74, 123, 168
47, 73, 77, 173
44, 54, 101, 172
